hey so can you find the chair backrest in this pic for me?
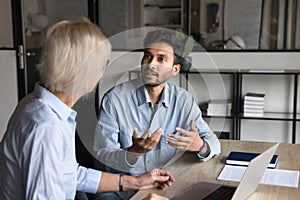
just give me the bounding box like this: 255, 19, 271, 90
75, 130, 98, 169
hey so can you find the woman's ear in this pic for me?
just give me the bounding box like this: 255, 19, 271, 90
172, 64, 181, 75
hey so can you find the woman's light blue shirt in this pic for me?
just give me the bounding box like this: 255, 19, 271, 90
0, 84, 101, 200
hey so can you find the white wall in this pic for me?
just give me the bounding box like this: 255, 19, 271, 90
0, 51, 18, 140
189, 52, 300, 70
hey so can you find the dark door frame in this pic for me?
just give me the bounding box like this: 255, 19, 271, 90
11, 0, 27, 100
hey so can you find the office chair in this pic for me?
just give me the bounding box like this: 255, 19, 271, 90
74, 84, 101, 200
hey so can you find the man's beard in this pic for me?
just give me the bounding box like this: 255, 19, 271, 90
144, 83, 161, 87
142, 68, 172, 87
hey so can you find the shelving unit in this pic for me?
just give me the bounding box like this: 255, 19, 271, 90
237, 70, 300, 144
140, 0, 184, 29
185, 69, 300, 143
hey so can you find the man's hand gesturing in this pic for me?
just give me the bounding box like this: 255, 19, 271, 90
128, 127, 162, 154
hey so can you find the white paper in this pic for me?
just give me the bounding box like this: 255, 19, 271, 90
218, 165, 299, 188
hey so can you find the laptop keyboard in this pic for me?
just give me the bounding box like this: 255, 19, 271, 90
202, 185, 236, 200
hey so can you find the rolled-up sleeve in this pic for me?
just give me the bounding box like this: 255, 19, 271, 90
76, 166, 102, 194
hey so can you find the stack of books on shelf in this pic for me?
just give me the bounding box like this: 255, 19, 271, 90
200, 100, 232, 117
243, 92, 265, 117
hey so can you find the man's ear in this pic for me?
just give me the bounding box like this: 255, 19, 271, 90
172, 64, 181, 75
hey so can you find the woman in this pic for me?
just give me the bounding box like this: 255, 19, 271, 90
0, 18, 173, 200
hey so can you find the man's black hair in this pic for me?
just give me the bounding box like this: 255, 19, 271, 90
143, 29, 184, 64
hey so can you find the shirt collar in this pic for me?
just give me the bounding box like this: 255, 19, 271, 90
161, 83, 170, 107
136, 80, 170, 108
34, 83, 77, 121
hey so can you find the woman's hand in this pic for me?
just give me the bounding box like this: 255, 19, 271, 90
136, 169, 175, 190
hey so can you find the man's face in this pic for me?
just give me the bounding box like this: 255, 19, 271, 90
141, 42, 180, 87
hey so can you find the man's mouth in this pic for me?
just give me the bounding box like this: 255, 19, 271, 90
144, 70, 158, 78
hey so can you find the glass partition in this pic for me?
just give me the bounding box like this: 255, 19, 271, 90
98, 0, 300, 51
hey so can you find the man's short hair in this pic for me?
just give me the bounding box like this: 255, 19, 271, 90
143, 29, 184, 64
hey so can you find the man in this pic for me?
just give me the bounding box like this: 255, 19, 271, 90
92, 29, 221, 199
0, 19, 174, 200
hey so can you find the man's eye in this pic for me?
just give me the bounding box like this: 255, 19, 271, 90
143, 54, 152, 60
158, 57, 166, 62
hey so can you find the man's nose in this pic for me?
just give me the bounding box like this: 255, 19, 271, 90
148, 58, 158, 68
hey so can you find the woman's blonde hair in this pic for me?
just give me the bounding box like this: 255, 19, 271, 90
37, 18, 111, 93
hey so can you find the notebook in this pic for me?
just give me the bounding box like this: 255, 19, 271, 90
171, 143, 280, 200
226, 151, 278, 168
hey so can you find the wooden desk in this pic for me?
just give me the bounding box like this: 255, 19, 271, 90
131, 139, 300, 200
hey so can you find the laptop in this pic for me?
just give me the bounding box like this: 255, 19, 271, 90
172, 143, 279, 200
